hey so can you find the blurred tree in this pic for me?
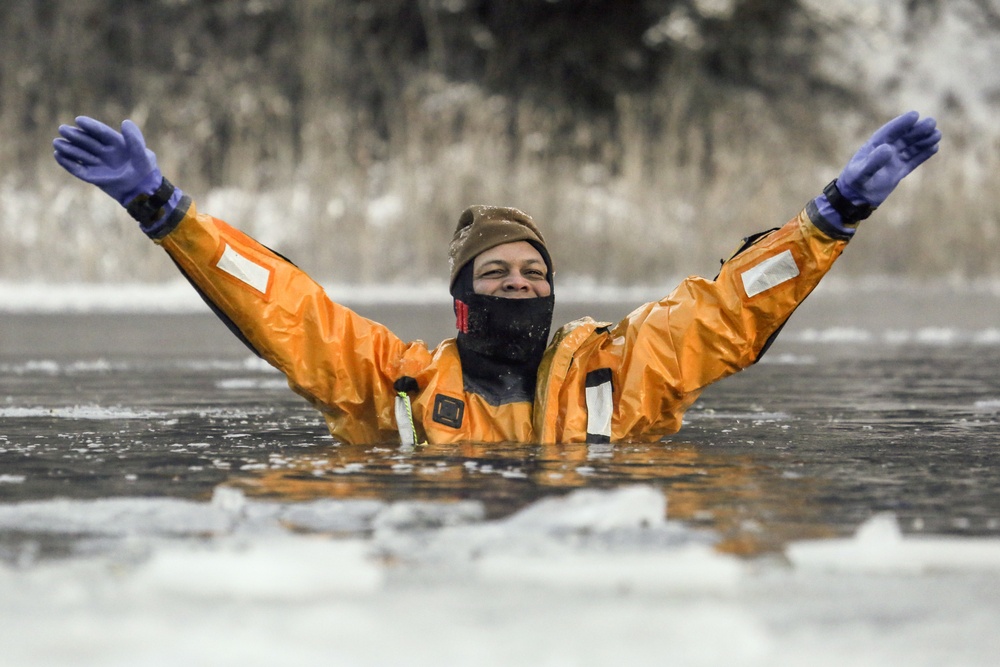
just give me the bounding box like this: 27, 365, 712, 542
345, 0, 811, 112
0, 0, 825, 173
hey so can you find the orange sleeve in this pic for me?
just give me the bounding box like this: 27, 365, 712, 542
612, 208, 848, 438
156, 201, 409, 434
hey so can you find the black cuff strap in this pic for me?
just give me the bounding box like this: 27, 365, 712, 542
126, 177, 175, 225
823, 179, 875, 222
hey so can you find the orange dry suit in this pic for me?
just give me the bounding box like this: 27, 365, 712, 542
156, 199, 849, 445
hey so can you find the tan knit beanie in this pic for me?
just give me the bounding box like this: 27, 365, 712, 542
448, 205, 550, 288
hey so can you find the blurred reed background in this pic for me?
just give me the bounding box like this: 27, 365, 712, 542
1, 0, 997, 287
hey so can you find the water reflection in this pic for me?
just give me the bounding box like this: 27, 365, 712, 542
232, 439, 837, 555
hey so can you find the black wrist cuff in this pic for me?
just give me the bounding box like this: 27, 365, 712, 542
823, 179, 875, 222
126, 177, 175, 225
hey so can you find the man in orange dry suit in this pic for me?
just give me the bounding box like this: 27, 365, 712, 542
53, 112, 941, 445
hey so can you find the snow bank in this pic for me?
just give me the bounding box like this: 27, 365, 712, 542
0, 279, 664, 313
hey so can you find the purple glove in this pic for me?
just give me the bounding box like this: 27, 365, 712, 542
837, 110, 941, 208
53, 117, 162, 205
53, 117, 185, 236
815, 112, 940, 235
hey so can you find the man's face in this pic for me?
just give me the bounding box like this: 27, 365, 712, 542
472, 241, 551, 298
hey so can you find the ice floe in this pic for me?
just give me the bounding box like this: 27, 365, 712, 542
134, 537, 382, 600
787, 512, 1000, 573
1, 487, 999, 667
0, 406, 168, 420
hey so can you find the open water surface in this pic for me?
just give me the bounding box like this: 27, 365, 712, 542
2, 287, 1000, 665
3, 294, 1000, 552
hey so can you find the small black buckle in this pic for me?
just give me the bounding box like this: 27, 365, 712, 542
432, 394, 465, 429
126, 177, 175, 224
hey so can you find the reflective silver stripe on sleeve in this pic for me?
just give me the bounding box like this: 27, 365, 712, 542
216, 244, 271, 294
585, 368, 613, 443
740, 249, 799, 298
395, 393, 416, 447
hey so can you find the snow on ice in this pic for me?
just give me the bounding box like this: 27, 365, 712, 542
0, 487, 998, 666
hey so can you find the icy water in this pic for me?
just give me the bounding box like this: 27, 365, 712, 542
2, 285, 1000, 666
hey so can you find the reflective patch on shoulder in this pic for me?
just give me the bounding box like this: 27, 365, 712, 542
216, 244, 271, 294
741, 249, 799, 298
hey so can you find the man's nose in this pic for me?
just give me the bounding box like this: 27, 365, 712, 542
503, 274, 531, 291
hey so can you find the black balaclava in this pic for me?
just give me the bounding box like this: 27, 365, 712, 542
448, 206, 555, 405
